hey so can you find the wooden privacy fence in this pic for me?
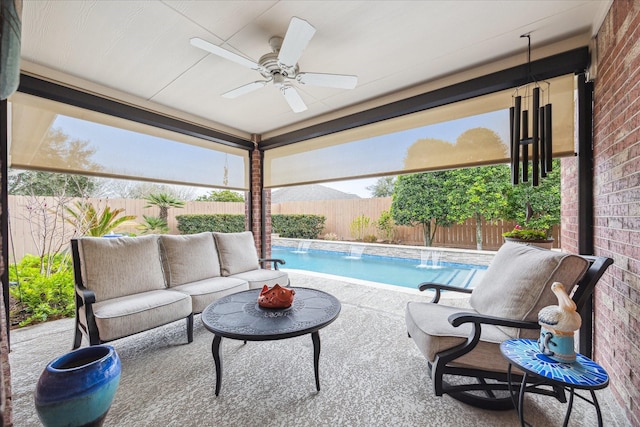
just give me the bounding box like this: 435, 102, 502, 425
272, 197, 560, 249
8, 195, 559, 262
7, 196, 244, 263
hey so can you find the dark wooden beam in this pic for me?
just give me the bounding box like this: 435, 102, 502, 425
0, 100, 9, 349
261, 47, 590, 149
17, 74, 253, 151
577, 73, 595, 358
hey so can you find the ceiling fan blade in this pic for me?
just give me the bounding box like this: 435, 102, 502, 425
297, 73, 358, 89
278, 17, 316, 68
190, 37, 262, 71
280, 85, 307, 113
222, 81, 269, 99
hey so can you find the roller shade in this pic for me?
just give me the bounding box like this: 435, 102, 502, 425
8, 92, 249, 190
264, 74, 575, 188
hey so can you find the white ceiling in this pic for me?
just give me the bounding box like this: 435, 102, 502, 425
19, 0, 611, 142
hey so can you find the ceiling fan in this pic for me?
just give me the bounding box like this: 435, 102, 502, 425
190, 17, 358, 113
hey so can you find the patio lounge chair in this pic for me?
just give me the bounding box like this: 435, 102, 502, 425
405, 242, 613, 409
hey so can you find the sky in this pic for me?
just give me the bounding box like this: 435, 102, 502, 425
322, 178, 379, 198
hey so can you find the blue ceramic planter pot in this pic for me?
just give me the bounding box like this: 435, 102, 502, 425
35, 345, 121, 427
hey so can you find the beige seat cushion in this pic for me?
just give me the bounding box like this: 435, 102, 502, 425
213, 231, 260, 276
405, 301, 514, 372
77, 235, 166, 301
469, 242, 589, 336
230, 268, 289, 290
83, 289, 192, 342
171, 277, 249, 313
160, 232, 221, 286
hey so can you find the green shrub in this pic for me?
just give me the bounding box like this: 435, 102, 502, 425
376, 210, 396, 242
272, 214, 326, 239
176, 214, 245, 234
350, 214, 372, 241
9, 254, 75, 327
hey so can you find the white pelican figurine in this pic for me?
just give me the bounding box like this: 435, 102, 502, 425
538, 282, 581, 333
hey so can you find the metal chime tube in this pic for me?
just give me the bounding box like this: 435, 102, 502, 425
532, 87, 540, 186
511, 97, 521, 185
540, 105, 547, 178
545, 103, 553, 172
522, 109, 529, 182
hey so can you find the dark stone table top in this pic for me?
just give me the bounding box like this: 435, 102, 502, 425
201, 287, 341, 341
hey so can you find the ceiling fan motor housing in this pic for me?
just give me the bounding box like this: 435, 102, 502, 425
259, 37, 299, 80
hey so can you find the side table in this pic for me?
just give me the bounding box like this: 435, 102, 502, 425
500, 338, 609, 427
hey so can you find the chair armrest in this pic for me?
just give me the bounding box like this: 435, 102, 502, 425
448, 312, 539, 330
260, 258, 286, 270
75, 285, 96, 305
417, 282, 473, 303
432, 311, 540, 371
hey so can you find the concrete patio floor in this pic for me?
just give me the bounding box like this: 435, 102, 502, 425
7, 270, 628, 426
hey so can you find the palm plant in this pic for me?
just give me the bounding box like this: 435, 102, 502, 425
144, 193, 185, 223
65, 201, 136, 237
137, 215, 170, 234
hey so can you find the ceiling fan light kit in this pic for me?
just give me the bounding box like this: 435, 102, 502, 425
191, 17, 358, 113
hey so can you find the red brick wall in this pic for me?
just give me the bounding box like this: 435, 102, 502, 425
560, 156, 579, 254
591, 1, 640, 424
248, 146, 272, 258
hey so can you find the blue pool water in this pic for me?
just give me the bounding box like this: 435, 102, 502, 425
272, 246, 487, 290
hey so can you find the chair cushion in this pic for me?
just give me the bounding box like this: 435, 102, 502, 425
86, 289, 192, 342
213, 231, 260, 275
405, 301, 514, 372
77, 235, 166, 301
229, 268, 289, 290
469, 242, 589, 336
160, 232, 221, 286
171, 277, 249, 313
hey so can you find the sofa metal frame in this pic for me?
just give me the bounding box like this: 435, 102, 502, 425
70, 238, 195, 349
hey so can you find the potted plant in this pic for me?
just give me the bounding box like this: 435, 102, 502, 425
502, 199, 556, 248
502, 224, 554, 249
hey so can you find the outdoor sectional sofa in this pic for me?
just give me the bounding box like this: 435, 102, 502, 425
70, 231, 288, 349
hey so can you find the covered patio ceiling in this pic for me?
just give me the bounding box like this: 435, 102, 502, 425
19, 1, 612, 149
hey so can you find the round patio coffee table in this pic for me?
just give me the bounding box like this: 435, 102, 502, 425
201, 287, 341, 396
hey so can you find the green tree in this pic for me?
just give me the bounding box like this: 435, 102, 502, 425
144, 193, 185, 223
447, 165, 511, 250
502, 159, 561, 235
9, 127, 101, 197
390, 171, 455, 246
366, 176, 396, 197
9, 170, 97, 197
196, 189, 244, 202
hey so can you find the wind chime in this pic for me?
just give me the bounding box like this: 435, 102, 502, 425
510, 34, 553, 187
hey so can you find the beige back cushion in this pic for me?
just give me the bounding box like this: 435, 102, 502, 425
78, 235, 166, 301
470, 242, 589, 335
213, 231, 260, 276
160, 232, 221, 286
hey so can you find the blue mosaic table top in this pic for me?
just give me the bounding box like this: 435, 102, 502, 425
500, 339, 609, 390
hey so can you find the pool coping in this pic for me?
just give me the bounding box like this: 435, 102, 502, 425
273, 237, 497, 267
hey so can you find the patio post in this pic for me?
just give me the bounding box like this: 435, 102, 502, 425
248, 135, 272, 260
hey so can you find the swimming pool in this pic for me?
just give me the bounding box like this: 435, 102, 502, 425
272, 246, 487, 290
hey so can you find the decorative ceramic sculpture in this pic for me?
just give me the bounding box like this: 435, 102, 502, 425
537, 282, 581, 363
258, 284, 295, 309
35, 345, 121, 427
